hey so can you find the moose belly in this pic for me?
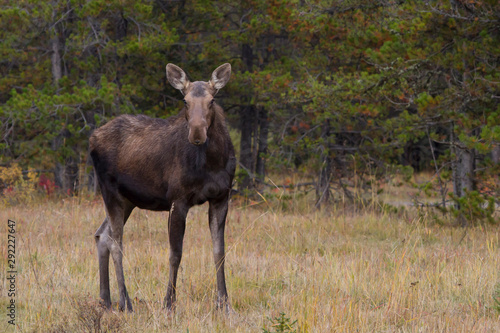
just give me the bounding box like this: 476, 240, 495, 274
116, 174, 171, 211
115, 170, 230, 210
169, 176, 229, 207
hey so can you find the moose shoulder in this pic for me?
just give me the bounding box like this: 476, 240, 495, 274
90, 63, 235, 312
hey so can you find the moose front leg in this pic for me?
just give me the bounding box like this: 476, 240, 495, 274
208, 198, 230, 312
164, 202, 188, 311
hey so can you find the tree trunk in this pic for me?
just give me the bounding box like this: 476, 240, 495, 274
239, 42, 255, 192
51, 24, 64, 191
456, 147, 475, 196
315, 150, 332, 209
52, 135, 64, 190
116, 11, 128, 41
255, 107, 269, 181
239, 105, 255, 191
51, 21, 79, 196
51, 33, 62, 86
493, 144, 500, 187
63, 155, 80, 195
54, 129, 80, 196
453, 143, 475, 226
450, 125, 459, 205
242, 43, 253, 71
315, 120, 332, 209
451, 42, 478, 224
492, 145, 500, 165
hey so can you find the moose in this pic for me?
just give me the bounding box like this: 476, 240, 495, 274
89, 63, 235, 312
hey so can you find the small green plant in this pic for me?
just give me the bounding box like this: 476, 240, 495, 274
449, 190, 497, 225
262, 312, 297, 333
493, 283, 500, 315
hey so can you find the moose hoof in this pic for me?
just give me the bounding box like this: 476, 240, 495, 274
99, 298, 112, 310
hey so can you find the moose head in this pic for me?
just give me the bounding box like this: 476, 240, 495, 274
166, 63, 231, 145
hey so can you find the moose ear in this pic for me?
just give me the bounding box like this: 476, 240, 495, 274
166, 63, 190, 92
209, 63, 231, 90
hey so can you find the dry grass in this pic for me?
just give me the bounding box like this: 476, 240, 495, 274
0, 196, 499, 332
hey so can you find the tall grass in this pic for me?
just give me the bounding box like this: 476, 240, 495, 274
0, 196, 499, 332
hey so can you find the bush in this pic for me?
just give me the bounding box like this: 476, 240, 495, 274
0, 163, 38, 205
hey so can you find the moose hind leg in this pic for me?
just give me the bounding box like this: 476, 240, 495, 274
106, 204, 134, 312
95, 218, 111, 309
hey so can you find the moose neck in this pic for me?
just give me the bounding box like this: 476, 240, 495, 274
187, 105, 227, 171
206, 106, 227, 155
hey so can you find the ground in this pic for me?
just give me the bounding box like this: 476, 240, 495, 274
0, 195, 499, 332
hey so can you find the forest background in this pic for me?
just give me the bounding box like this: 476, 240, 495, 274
0, 0, 499, 224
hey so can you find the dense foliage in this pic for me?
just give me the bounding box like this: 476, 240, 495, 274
1, 0, 498, 222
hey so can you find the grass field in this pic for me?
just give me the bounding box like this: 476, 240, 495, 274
1, 196, 499, 332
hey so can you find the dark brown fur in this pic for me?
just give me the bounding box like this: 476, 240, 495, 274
90, 63, 234, 312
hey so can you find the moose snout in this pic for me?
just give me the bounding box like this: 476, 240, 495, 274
188, 122, 208, 145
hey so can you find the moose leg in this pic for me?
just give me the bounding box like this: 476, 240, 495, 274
208, 198, 230, 311
98, 200, 134, 312
108, 204, 134, 312
95, 218, 111, 308
164, 202, 188, 311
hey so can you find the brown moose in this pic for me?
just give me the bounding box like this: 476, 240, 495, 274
89, 63, 235, 312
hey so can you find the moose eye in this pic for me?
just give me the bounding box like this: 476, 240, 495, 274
210, 99, 215, 106
182, 99, 187, 104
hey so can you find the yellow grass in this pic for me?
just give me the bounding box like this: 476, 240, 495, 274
1, 197, 499, 332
